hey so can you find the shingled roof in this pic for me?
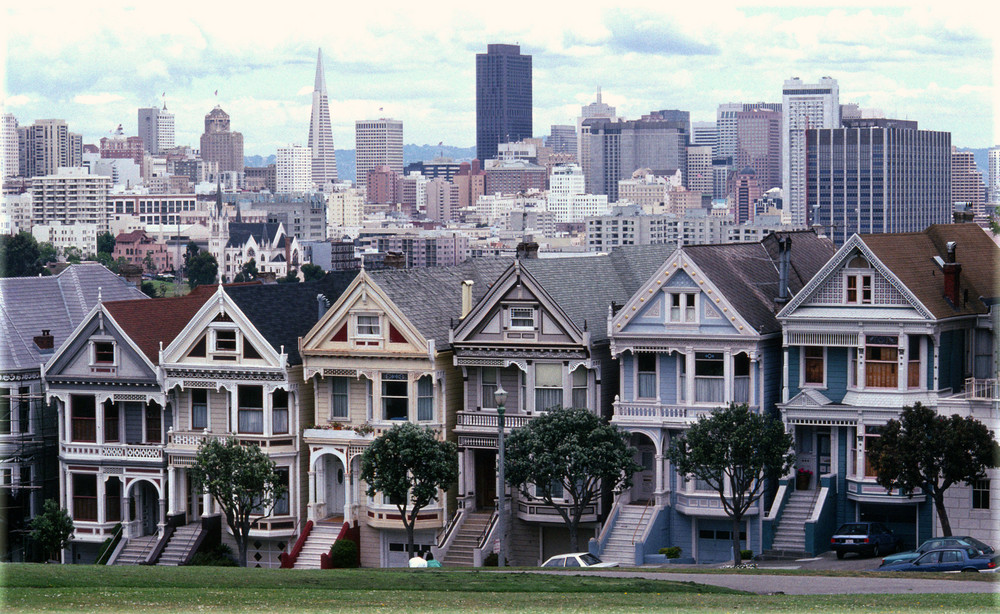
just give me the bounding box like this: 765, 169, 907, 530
0, 264, 147, 373
685, 230, 835, 334
103, 285, 216, 364
226, 222, 282, 249
861, 224, 999, 319
225, 271, 359, 365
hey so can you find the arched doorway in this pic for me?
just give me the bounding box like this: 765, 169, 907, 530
126, 480, 160, 537
319, 454, 346, 521
629, 433, 657, 503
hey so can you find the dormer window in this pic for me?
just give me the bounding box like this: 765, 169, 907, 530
357, 315, 380, 337
510, 307, 535, 330
214, 329, 237, 352
94, 342, 115, 364
846, 274, 872, 304
668, 293, 697, 323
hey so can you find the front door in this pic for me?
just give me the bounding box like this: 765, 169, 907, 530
632, 445, 655, 503
817, 433, 831, 477
475, 450, 496, 510
187, 471, 204, 522
324, 455, 346, 519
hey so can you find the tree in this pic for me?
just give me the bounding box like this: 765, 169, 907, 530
140, 281, 162, 298
869, 403, 999, 536
233, 258, 258, 283
29, 499, 74, 562
301, 263, 325, 282
667, 403, 794, 565
142, 252, 156, 273
0, 231, 45, 277
360, 423, 458, 557
37, 242, 58, 267
277, 268, 300, 284
185, 247, 218, 288
505, 407, 640, 552
63, 246, 83, 264
188, 438, 286, 567
96, 231, 116, 256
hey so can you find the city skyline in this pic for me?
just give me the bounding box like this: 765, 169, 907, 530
4, 2, 996, 155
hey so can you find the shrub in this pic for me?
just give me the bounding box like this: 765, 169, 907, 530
740, 549, 753, 561
94, 523, 123, 564
483, 552, 509, 566
658, 546, 682, 559
329, 539, 359, 568
190, 543, 237, 567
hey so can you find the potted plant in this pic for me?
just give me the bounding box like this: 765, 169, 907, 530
796, 467, 813, 490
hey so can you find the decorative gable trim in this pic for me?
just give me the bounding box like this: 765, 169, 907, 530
44, 303, 158, 377
778, 235, 933, 320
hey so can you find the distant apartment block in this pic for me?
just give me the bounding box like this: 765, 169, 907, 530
2, 113, 18, 179
108, 194, 197, 227
137, 105, 175, 155
358, 231, 470, 268
200, 106, 244, 173
276, 144, 313, 193
355, 118, 403, 191
17, 119, 83, 178
31, 220, 99, 257
30, 168, 111, 232
951, 146, 987, 222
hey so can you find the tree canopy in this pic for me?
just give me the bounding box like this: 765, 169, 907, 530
505, 407, 640, 552
96, 231, 116, 256
184, 244, 218, 288
869, 402, 999, 536
301, 263, 325, 282
233, 258, 258, 283
667, 403, 794, 564
188, 438, 286, 567
360, 423, 458, 556
29, 499, 74, 562
0, 232, 47, 277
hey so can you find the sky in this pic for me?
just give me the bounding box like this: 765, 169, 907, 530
3, 1, 997, 156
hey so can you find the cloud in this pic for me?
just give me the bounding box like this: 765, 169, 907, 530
73, 93, 126, 105
3, 94, 32, 107
603, 10, 719, 56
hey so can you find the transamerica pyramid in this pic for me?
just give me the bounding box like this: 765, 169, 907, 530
308, 48, 338, 187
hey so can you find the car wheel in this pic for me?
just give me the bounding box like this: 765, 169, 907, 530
960, 568, 978, 573
836, 551, 845, 560
872, 544, 880, 558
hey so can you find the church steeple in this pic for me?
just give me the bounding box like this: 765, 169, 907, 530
215, 177, 223, 217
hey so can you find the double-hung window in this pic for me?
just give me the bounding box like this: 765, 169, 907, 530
571, 368, 588, 409
865, 336, 898, 388
481, 368, 498, 409
238, 385, 264, 434
94, 342, 115, 364
510, 307, 535, 329
534, 364, 563, 411
669, 293, 696, 323
382, 374, 408, 420
330, 377, 349, 419
636, 354, 657, 400
191, 389, 208, 429
272, 389, 289, 434
804, 347, 825, 386
357, 315, 380, 337
846, 274, 872, 304
417, 375, 433, 421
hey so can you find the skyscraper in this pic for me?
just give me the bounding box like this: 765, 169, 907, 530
989, 146, 1000, 203
16, 119, 83, 178
476, 44, 532, 162
951, 147, 986, 222
277, 144, 313, 193
355, 117, 403, 194
547, 125, 577, 155
200, 106, 244, 173
782, 77, 840, 225
2, 113, 17, 179
806, 118, 951, 245
585, 114, 689, 202
138, 105, 175, 155
717, 102, 782, 159
690, 121, 718, 157
736, 108, 782, 192
308, 49, 338, 188
578, 90, 618, 194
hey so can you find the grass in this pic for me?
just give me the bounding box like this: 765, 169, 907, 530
2, 564, 997, 613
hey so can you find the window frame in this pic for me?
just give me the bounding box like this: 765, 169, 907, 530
845, 273, 873, 305
213, 328, 238, 353
802, 346, 826, 387
93, 341, 116, 365
381, 373, 409, 421
509, 306, 536, 330
571, 367, 588, 409
330, 377, 350, 420
481, 367, 498, 409
534, 363, 564, 412
636, 353, 658, 400
972, 479, 990, 510
417, 375, 433, 422
191, 389, 208, 430
356, 314, 381, 338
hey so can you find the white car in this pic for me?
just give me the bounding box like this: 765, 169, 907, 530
541, 552, 620, 568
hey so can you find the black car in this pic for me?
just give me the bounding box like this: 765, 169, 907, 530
831, 522, 902, 559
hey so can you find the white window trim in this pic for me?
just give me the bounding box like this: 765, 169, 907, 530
666, 291, 699, 324
190, 389, 209, 431
210, 326, 240, 354
508, 305, 536, 331
90, 338, 117, 367
330, 377, 350, 421
800, 346, 827, 389
843, 271, 873, 305
355, 313, 382, 338
635, 353, 659, 400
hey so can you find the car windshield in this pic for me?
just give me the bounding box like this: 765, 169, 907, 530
966, 537, 993, 553
579, 553, 602, 566
835, 524, 868, 535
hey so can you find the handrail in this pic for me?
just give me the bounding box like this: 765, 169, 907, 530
98, 524, 124, 565
594, 492, 623, 547
476, 510, 499, 550
630, 498, 653, 545
147, 524, 175, 564
105, 529, 129, 565
133, 534, 160, 564
437, 508, 464, 549
279, 519, 313, 568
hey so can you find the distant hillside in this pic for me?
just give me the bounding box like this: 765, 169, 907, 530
244, 145, 476, 184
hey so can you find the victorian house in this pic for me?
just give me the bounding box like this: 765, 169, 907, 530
1, 265, 145, 561
771, 224, 999, 555
448, 245, 674, 566
602, 232, 834, 564
42, 287, 209, 563
297, 261, 508, 568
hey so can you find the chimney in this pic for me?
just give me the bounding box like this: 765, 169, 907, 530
317, 294, 329, 320
775, 236, 791, 304
516, 241, 539, 259
460, 280, 474, 319
943, 242, 961, 306
34, 329, 54, 351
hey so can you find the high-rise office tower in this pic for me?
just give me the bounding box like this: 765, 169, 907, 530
691, 121, 718, 157
2, 113, 18, 179
577, 90, 617, 184
736, 108, 782, 192
16, 119, 83, 177
200, 106, 244, 173
476, 44, 532, 163
806, 118, 950, 245
731, 167, 762, 224
355, 117, 403, 193
989, 146, 1000, 203
548, 125, 577, 155
585, 114, 689, 202
686, 146, 713, 195
951, 146, 986, 221
308, 49, 338, 187
783, 77, 840, 225
276, 144, 313, 193
137, 105, 175, 155
717, 102, 782, 159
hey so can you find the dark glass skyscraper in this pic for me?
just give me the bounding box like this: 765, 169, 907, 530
476, 44, 532, 163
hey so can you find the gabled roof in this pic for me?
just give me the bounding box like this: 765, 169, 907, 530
103, 285, 216, 364
861, 224, 998, 319
684, 231, 835, 334
227, 222, 282, 249
225, 271, 359, 365
0, 264, 147, 372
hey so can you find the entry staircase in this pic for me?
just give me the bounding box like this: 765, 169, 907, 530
765, 489, 820, 558
112, 535, 158, 565
156, 523, 203, 566
598, 502, 654, 564
292, 522, 342, 569
440, 510, 494, 567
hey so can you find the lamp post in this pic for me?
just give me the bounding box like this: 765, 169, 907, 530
494, 386, 508, 568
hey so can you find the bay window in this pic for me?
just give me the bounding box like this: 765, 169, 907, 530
481, 368, 498, 409
73, 473, 97, 521
145, 403, 161, 443
71, 395, 96, 442
191, 389, 208, 429
694, 353, 724, 403
382, 374, 408, 420
417, 375, 433, 421
865, 336, 898, 388
272, 389, 289, 434
804, 346, 825, 386
238, 386, 264, 434
330, 377, 349, 419
103, 400, 119, 442
734, 353, 750, 404
637, 353, 657, 399
534, 364, 563, 411
571, 368, 588, 409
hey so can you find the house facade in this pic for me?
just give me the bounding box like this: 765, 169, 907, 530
604, 232, 834, 563
771, 224, 999, 554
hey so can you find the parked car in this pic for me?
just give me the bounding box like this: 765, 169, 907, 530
541, 553, 619, 568
879, 548, 1000, 573
830, 522, 902, 559
880, 536, 995, 567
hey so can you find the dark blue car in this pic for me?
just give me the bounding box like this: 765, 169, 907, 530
880, 548, 1000, 573
830, 522, 902, 559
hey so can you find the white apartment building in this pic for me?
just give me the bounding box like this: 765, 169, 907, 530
327, 187, 364, 231
355, 118, 403, 190
989, 146, 1000, 203
82, 153, 142, 188
545, 164, 611, 223
276, 144, 313, 193
1, 192, 32, 234
2, 113, 18, 179
474, 193, 547, 224
782, 77, 840, 225
138, 106, 175, 155
30, 167, 112, 232
31, 220, 99, 257
686, 145, 713, 195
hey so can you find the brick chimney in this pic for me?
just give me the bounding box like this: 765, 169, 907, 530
34, 329, 54, 351
774, 236, 792, 305
943, 241, 961, 306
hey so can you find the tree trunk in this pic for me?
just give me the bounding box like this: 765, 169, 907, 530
237, 537, 248, 567
731, 515, 743, 565
568, 520, 579, 553
932, 491, 952, 537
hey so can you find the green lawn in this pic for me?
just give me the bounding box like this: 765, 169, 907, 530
1, 564, 996, 613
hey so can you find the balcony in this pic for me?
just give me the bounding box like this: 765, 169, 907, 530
165, 430, 295, 457
846, 477, 924, 503
363, 501, 445, 530
675, 491, 759, 518
611, 401, 722, 427
456, 411, 532, 432
61, 442, 164, 463
515, 497, 598, 524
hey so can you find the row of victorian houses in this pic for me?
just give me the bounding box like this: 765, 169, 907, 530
2, 224, 997, 567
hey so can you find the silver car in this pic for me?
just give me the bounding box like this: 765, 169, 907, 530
541, 552, 620, 568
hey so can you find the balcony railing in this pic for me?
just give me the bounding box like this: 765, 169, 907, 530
61, 442, 164, 461
456, 411, 531, 430
963, 377, 998, 401
612, 401, 722, 424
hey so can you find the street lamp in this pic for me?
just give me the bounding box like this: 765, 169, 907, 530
494, 386, 508, 568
